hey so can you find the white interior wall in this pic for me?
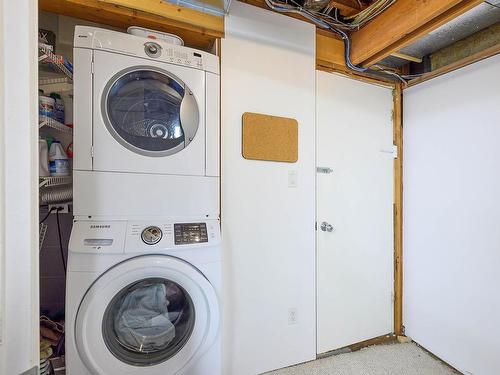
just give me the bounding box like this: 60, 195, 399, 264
0, 0, 39, 373
404, 54, 500, 375
221, 2, 316, 374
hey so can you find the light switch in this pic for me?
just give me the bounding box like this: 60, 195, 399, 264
288, 170, 298, 188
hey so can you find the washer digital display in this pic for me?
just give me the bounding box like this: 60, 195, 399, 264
174, 223, 208, 245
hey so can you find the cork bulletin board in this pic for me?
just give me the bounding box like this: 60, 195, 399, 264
241, 112, 298, 163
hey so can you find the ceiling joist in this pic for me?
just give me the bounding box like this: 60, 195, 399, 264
390, 52, 422, 64
349, 0, 484, 67
39, 0, 224, 50
99, 0, 224, 36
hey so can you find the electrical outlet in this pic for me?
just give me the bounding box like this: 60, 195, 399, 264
48, 203, 71, 213
288, 308, 298, 325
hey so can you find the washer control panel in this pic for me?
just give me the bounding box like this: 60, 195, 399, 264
125, 220, 219, 251
174, 223, 208, 245
141, 226, 163, 245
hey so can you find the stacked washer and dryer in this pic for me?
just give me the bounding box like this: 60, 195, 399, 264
67, 26, 221, 375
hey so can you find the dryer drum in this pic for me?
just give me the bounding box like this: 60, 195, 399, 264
102, 277, 196, 366
102, 68, 200, 157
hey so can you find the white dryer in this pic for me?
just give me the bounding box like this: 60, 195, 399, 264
66, 218, 221, 375
72, 26, 220, 219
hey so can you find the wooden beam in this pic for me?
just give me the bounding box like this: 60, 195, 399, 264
317, 30, 346, 68
350, 0, 483, 67
99, 0, 224, 36
393, 83, 403, 336
406, 42, 500, 88
390, 52, 422, 64
39, 0, 223, 50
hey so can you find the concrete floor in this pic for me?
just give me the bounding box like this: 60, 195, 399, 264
267, 343, 459, 375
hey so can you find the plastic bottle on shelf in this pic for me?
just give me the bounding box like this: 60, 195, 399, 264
48, 141, 70, 176
39, 137, 50, 177
49, 93, 65, 124
45, 135, 55, 149
66, 142, 73, 158
39, 95, 55, 119
61, 92, 73, 125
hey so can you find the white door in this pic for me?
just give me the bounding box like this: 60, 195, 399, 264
316, 71, 394, 353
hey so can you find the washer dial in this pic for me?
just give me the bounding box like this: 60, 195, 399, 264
141, 226, 162, 245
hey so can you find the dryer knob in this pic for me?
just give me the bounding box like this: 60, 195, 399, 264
144, 42, 162, 58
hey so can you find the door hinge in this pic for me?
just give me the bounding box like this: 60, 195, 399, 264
392, 145, 398, 159
90, 146, 94, 158
379, 145, 398, 159
91, 60, 94, 74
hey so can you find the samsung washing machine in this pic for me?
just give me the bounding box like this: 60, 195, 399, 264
72, 26, 220, 219
66, 218, 222, 375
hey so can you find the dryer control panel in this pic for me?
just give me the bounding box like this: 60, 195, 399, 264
74, 26, 219, 74
174, 223, 208, 245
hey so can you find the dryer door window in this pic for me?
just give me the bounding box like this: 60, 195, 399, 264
103, 68, 199, 157
102, 277, 195, 366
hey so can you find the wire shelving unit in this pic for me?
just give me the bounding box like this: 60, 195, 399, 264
38, 43, 73, 80
39, 115, 73, 134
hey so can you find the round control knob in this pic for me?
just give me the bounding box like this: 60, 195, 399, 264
141, 226, 162, 245
144, 42, 162, 58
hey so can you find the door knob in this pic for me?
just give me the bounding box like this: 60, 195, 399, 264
320, 222, 334, 232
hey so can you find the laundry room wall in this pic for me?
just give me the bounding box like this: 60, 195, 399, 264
39, 11, 121, 60
403, 54, 500, 375
39, 209, 72, 316
221, 2, 316, 374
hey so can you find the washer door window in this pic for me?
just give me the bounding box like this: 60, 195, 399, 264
102, 278, 195, 366
75, 256, 219, 374
103, 69, 199, 157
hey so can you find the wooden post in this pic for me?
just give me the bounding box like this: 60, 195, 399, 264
393, 84, 403, 336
